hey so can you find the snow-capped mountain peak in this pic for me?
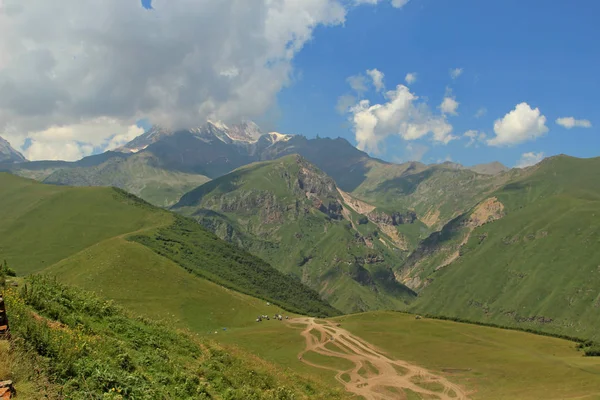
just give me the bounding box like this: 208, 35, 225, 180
0, 135, 27, 163
116, 125, 173, 153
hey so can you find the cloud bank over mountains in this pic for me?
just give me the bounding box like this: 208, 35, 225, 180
0, 0, 409, 160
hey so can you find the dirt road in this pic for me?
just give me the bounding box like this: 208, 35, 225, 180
291, 317, 469, 400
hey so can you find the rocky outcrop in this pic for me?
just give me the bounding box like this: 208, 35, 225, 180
367, 210, 417, 226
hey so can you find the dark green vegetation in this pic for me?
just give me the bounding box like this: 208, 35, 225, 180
174, 155, 416, 313
131, 215, 340, 317
405, 156, 600, 342
2, 276, 344, 399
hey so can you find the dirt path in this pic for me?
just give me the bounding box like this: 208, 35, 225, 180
291, 317, 469, 400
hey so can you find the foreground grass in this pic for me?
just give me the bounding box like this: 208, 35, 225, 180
2, 276, 346, 399
336, 311, 600, 400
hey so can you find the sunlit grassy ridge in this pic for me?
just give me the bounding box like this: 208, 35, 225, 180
0, 172, 339, 318
408, 156, 600, 341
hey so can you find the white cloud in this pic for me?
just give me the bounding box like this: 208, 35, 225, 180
366, 68, 385, 92
474, 107, 487, 118
515, 152, 544, 168
347, 83, 455, 153
354, 0, 410, 8
405, 72, 417, 85
450, 68, 463, 79
440, 97, 459, 116
556, 117, 592, 129
14, 118, 144, 161
1, 0, 406, 160
347, 75, 369, 94
463, 129, 487, 147
488, 103, 549, 146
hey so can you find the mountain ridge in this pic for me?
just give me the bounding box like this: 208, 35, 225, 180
0, 135, 27, 163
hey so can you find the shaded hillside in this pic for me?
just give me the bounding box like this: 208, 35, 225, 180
405, 156, 600, 341
43, 152, 210, 207
260, 135, 375, 192
0, 173, 339, 317
174, 155, 417, 313
350, 161, 517, 230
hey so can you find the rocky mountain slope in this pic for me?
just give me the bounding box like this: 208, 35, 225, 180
0, 135, 26, 163
173, 155, 417, 313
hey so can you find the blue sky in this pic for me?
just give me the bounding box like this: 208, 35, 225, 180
1, 0, 597, 164
275, 0, 599, 167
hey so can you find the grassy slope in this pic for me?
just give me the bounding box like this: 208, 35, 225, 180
337, 311, 600, 400
42, 152, 210, 207
2, 277, 346, 399
0, 173, 167, 275
410, 156, 600, 341
44, 237, 282, 333
0, 172, 338, 318
174, 155, 416, 313
350, 161, 516, 231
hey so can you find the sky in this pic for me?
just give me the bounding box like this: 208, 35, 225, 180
0, 0, 598, 167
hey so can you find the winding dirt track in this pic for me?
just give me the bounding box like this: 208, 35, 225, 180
291, 317, 469, 400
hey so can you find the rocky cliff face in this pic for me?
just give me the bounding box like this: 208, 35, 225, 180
367, 210, 417, 226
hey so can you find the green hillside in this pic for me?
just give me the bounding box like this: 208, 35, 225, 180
174, 155, 417, 313
406, 156, 600, 341
43, 152, 210, 207
1, 276, 345, 399
0, 172, 338, 318
0, 173, 168, 275
350, 160, 517, 231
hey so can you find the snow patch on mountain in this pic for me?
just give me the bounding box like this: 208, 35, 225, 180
0, 136, 27, 163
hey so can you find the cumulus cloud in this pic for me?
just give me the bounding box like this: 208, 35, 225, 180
450, 68, 463, 79
556, 117, 592, 129
11, 119, 144, 161
347, 74, 369, 94
515, 152, 545, 168
488, 103, 549, 146
367, 68, 385, 92
2, 0, 404, 160
440, 96, 459, 116
347, 83, 455, 153
405, 72, 417, 85
463, 130, 487, 147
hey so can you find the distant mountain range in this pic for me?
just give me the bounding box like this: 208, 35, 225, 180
1, 121, 511, 209
1, 121, 600, 342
